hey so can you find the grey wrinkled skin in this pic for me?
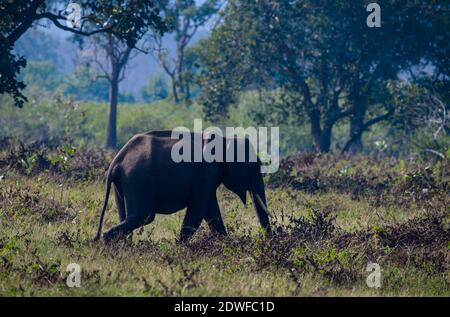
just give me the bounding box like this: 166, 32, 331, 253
95, 130, 272, 243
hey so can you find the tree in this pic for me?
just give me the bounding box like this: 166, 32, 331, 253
198, 0, 350, 150
338, 1, 450, 153
1, 0, 167, 107
197, 0, 450, 153
153, 0, 222, 104
388, 80, 449, 159
80, 33, 137, 149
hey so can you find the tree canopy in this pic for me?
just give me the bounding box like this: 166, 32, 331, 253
197, 0, 450, 152
0, 0, 167, 107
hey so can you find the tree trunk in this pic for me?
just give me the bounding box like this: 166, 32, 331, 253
175, 72, 184, 101
309, 119, 334, 153
175, 42, 186, 103
310, 109, 322, 152
318, 125, 333, 153
300, 81, 336, 153
346, 98, 367, 154
106, 75, 119, 149
185, 82, 191, 106
343, 85, 367, 154
347, 116, 364, 154
302, 86, 322, 152
171, 74, 180, 104
343, 105, 394, 154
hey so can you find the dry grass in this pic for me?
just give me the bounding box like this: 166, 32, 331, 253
0, 142, 448, 296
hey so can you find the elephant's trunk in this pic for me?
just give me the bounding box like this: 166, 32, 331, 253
250, 173, 272, 238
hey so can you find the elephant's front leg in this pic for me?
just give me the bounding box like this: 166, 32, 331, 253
205, 195, 227, 236
180, 169, 220, 242
179, 206, 206, 242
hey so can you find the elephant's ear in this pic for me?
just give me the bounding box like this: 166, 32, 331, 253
223, 162, 248, 206
222, 137, 254, 206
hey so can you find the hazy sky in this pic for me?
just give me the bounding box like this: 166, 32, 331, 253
25, 18, 210, 99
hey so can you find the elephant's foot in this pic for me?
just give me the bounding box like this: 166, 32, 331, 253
178, 230, 195, 244
102, 230, 127, 243
102, 216, 143, 243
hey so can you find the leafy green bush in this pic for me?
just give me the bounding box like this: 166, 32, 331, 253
1, 88, 447, 158
0, 94, 203, 148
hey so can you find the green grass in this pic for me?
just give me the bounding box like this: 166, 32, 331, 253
0, 93, 374, 155
0, 171, 448, 297
0, 95, 204, 149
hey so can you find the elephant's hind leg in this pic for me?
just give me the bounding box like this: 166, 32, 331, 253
114, 185, 126, 222
103, 190, 154, 241
205, 196, 227, 236
102, 216, 145, 241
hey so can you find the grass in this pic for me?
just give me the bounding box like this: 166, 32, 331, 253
0, 95, 204, 149
0, 93, 382, 156
0, 167, 448, 296
0, 140, 448, 296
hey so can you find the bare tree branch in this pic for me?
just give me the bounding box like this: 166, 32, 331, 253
342, 106, 395, 153
35, 12, 114, 37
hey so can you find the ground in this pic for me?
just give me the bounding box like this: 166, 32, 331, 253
0, 140, 450, 296
0, 143, 448, 296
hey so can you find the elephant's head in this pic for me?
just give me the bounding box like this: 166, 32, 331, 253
221, 137, 272, 237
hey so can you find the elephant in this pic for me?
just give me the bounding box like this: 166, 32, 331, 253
95, 130, 272, 242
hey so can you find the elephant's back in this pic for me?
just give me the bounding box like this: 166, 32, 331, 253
114, 133, 198, 178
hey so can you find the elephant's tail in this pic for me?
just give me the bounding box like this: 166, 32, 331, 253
94, 166, 114, 241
